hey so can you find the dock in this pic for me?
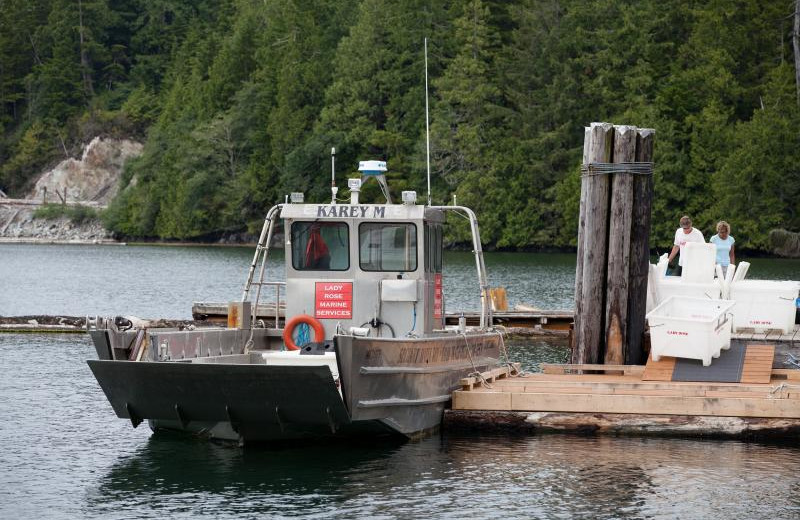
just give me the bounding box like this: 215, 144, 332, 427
445, 344, 800, 438
2, 307, 798, 341
190, 301, 576, 336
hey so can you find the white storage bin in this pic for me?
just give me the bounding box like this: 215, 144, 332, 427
646, 296, 735, 367
261, 350, 339, 380
681, 242, 716, 283
729, 280, 799, 333
656, 277, 721, 304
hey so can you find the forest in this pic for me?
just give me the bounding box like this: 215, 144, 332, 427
1, 0, 799, 252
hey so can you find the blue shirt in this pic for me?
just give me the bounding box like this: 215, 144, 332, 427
710, 234, 735, 266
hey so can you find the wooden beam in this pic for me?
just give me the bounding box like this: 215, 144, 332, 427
507, 392, 800, 418
541, 363, 644, 376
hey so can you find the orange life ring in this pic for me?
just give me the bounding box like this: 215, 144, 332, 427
282, 314, 325, 351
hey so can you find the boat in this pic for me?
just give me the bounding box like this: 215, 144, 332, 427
87, 160, 505, 443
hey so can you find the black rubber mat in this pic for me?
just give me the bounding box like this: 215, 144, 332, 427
671, 341, 747, 383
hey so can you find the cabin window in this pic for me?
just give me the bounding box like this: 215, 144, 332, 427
291, 221, 349, 271
424, 223, 443, 273
433, 224, 442, 272
424, 224, 431, 272
359, 223, 418, 272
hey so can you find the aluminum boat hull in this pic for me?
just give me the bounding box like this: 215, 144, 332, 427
88, 329, 502, 443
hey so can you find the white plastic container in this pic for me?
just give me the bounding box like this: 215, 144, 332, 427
646, 296, 735, 366
261, 350, 339, 380
681, 242, 716, 283
729, 280, 800, 333
656, 277, 721, 304
656, 253, 669, 278
732, 261, 749, 282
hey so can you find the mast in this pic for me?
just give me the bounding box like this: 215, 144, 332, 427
424, 37, 432, 207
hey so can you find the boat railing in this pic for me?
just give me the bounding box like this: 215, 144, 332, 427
429, 205, 492, 330
242, 203, 283, 332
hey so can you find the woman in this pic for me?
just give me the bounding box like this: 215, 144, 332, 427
710, 221, 735, 277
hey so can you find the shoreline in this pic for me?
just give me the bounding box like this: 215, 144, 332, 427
2, 236, 799, 258
0, 237, 127, 246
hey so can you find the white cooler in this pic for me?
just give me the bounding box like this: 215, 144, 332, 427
646, 296, 735, 367
730, 280, 799, 333
657, 277, 721, 303
681, 242, 716, 283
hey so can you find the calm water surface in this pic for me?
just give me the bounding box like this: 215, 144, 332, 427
2, 243, 796, 318
3, 333, 800, 519
0, 244, 586, 317
2, 244, 800, 518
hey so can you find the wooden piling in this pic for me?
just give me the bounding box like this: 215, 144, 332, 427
573, 122, 613, 364
604, 126, 636, 365
625, 129, 655, 364
572, 127, 591, 357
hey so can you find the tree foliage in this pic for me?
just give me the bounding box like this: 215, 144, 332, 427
1, 0, 798, 249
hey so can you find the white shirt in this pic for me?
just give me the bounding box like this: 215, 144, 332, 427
673, 227, 705, 266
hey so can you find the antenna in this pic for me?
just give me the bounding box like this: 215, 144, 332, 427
424, 37, 431, 206
330, 147, 338, 204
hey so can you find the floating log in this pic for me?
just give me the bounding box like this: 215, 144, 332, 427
443, 410, 800, 439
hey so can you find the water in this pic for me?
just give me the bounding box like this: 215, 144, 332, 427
0, 244, 585, 318
2, 244, 800, 518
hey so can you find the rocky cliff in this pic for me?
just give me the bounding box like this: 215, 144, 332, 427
0, 137, 142, 242
30, 137, 142, 204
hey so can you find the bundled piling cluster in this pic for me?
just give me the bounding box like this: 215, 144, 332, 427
573, 123, 655, 365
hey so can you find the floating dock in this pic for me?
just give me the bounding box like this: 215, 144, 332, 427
446, 343, 800, 438
190, 302, 575, 336
2, 308, 798, 341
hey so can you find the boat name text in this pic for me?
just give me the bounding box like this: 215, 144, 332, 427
317, 205, 386, 218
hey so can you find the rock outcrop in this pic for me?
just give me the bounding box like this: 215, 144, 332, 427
30, 136, 142, 204
0, 208, 112, 242
0, 136, 142, 242
770, 229, 800, 258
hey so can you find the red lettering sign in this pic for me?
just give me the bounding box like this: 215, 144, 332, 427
434, 273, 443, 321
315, 282, 353, 319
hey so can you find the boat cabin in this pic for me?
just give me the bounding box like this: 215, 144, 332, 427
280, 201, 445, 340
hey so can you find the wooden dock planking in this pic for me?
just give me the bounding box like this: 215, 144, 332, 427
451, 363, 800, 424
740, 344, 775, 383
732, 328, 756, 341
639, 344, 774, 384
641, 356, 676, 381
459, 363, 521, 390
540, 363, 644, 376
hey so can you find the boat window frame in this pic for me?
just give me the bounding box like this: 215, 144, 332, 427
290, 220, 350, 272
358, 221, 419, 273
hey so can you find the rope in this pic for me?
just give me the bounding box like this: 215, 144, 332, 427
581, 162, 654, 177
768, 383, 800, 397
492, 325, 528, 377
296, 322, 311, 347
462, 332, 493, 389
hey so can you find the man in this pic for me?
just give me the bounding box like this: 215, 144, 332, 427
667, 215, 704, 276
